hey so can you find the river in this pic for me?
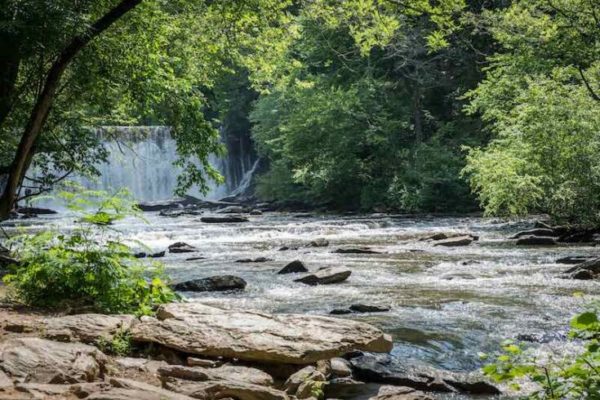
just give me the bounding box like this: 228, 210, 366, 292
4, 211, 599, 397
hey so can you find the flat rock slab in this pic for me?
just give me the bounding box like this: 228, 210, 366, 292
433, 236, 473, 247
40, 314, 136, 343
162, 377, 288, 400
0, 337, 107, 384
130, 303, 392, 365
294, 267, 351, 285
98, 378, 194, 400
158, 365, 274, 386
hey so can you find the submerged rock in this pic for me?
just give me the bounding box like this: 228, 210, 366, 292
556, 256, 593, 264
236, 257, 273, 263
0, 337, 107, 384
433, 236, 474, 247
330, 309, 353, 315
349, 353, 500, 394
171, 275, 247, 292
278, 260, 308, 274
349, 304, 391, 313
169, 242, 198, 253
333, 247, 381, 254
294, 267, 351, 285
516, 236, 557, 246
307, 238, 330, 247
201, 215, 249, 223
130, 303, 393, 365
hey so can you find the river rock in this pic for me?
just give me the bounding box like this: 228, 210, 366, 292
0, 337, 107, 384
283, 366, 316, 394
130, 303, 393, 365
563, 258, 600, 279
296, 370, 326, 399
169, 242, 198, 253
307, 238, 329, 247
135, 250, 166, 259
330, 309, 353, 315
556, 256, 593, 264
201, 216, 249, 223
171, 275, 247, 292
333, 247, 381, 254
236, 257, 273, 263
368, 385, 434, 400
516, 235, 557, 246
100, 378, 194, 400
250, 210, 263, 215
278, 260, 308, 274
162, 377, 288, 400
158, 365, 274, 386
330, 358, 352, 378
187, 357, 221, 368
279, 246, 299, 251
349, 304, 391, 313
294, 267, 351, 285
186, 256, 207, 261
510, 228, 556, 239
349, 353, 499, 394
16, 206, 57, 215
40, 314, 136, 343
217, 206, 247, 214
433, 236, 473, 247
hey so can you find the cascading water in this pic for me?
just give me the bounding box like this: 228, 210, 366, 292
46, 126, 258, 202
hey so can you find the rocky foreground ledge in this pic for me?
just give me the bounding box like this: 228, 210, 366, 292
0, 303, 498, 399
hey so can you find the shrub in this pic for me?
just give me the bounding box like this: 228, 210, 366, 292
482, 305, 600, 399
3, 185, 178, 315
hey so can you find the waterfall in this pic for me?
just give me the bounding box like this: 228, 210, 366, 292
31, 126, 262, 205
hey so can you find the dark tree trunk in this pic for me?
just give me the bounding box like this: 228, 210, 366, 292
0, 0, 143, 220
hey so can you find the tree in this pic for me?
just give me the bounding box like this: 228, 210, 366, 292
463, 0, 600, 224
0, 0, 294, 220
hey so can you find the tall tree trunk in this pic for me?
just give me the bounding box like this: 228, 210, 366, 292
0, 0, 143, 220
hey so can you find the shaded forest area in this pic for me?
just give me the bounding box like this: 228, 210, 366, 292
1, 0, 599, 223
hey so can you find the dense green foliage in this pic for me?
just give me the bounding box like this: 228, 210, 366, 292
483, 305, 600, 398
463, 0, 600, 224
249, 1, 484, 211
3, 186, 177, 315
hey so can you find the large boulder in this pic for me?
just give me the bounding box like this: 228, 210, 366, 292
171, 275, 247, 292
350, 353, 500, 394
556, 256, 593, 265
169, 242, 198, 253
200, 216, 249, 223
294, 267, 351, 285
130, 303, 393, 365
516, 236, 557, 246
0, 337, 107, 384
93, 378, 195, 400
278, 260, 308, 274
40, 314, 136, 343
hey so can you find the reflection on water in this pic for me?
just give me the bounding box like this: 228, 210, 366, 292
6, 212, 600, 378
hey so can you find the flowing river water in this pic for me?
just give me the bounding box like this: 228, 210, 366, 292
5, 211, 600, 398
